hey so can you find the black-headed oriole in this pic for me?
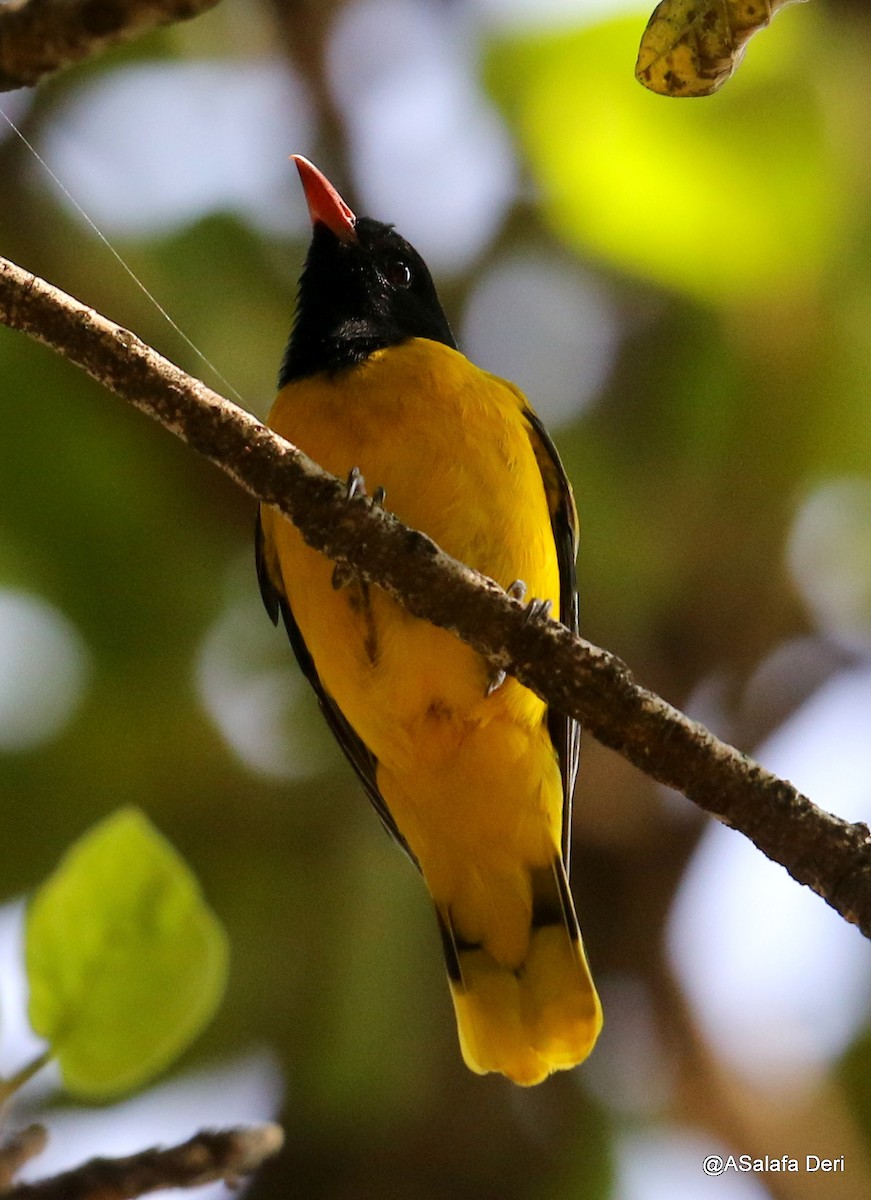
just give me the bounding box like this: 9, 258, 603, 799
255, 157, 602, 1085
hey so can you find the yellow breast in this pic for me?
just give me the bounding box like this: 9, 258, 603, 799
260, 338, 559, 773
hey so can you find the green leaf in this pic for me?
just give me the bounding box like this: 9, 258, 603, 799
25, 807, 229, 1101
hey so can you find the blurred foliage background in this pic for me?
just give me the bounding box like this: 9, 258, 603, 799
2, 0, 871, 1196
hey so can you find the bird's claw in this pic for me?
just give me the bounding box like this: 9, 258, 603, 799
332, 561, 355, 590
346, 466, 366, 500
507, 580, 551, 622
522, 597, 553, 624
485, 668, 507, 697
346, 468, 386, 509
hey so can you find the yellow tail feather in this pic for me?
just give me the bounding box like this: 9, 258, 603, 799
438, 860, 602, 1086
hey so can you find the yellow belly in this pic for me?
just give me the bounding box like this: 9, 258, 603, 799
261, 339, 563, 897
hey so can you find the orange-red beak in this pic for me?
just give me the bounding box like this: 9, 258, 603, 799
291, 155, 357, 243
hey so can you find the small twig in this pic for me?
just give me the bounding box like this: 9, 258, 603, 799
0, 1127, 49, 1191
2, 252, 871, 940
0, 0, 223, 92
3, 1123, 284, 1200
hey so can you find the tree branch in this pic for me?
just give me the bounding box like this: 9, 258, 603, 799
0, 1128, 49, 1192
2, 251, 871, 937
1, 1123, 284, 1199
0, 0, 222, 92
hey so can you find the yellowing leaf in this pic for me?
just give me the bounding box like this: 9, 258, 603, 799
26, 807, 229, 1101
636, 0, 806, 96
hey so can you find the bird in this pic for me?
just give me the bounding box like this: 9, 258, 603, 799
255, 156, 602, 1085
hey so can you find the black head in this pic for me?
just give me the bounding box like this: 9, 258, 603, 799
279, 158, 456, 386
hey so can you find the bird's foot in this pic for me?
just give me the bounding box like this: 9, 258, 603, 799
345, 467, 387, 508
332, 561, 355, 590
522, 597, 553, 624
507, 579, 551, 623
334, 469, 387, 589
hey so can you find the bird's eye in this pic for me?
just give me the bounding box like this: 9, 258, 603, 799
386, 260, 413, 288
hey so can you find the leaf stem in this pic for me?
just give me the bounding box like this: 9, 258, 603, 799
0, 1052, 52, 1108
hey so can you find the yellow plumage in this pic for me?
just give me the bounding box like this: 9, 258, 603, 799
258, 338, 602, 1085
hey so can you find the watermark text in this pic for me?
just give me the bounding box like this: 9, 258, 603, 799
703, 1154, 845, 1177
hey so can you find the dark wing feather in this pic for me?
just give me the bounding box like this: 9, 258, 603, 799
522, 408, 581, 871
255, 513, 419, 868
